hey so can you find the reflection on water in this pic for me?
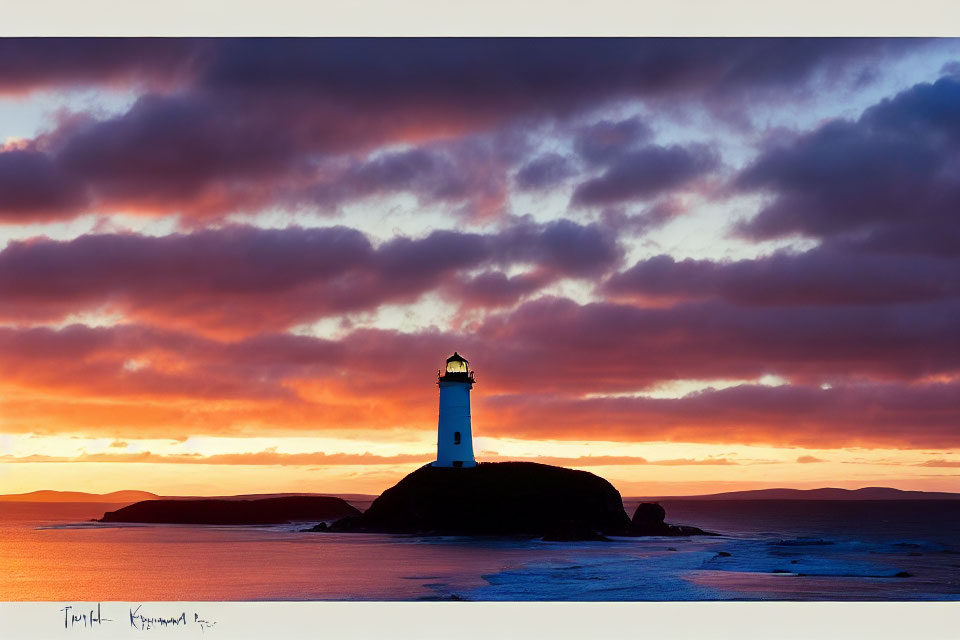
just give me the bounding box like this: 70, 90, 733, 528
1, 504, 531, 600
1, 500, 958, 601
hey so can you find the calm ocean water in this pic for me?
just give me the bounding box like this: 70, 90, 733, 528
2, 499, 958, 601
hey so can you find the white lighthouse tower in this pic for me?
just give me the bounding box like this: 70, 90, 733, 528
432, 352, 477, 468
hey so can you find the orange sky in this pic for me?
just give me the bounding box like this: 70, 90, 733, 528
1, 39, 959, 497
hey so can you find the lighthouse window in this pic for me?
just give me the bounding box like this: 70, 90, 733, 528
446, 360, 468, 373
453, 431, 461, 445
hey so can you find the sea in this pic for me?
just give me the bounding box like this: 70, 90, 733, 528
2, 498, 958, 601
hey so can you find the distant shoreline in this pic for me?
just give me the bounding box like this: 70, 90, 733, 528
3, 486, 959, 506
630, 487, 960, 501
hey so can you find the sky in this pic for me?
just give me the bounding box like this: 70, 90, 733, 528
1, 38, 959, 496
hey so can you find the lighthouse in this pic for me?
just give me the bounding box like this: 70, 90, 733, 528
432, 352, 477, 468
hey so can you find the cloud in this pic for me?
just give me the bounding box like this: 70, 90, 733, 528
0, 451, 737, 467
572, 143, 718, 206
51, 93, 301, 214
495, 216, 623, 277
0, 219, 622, 336
198, 39, 914, 120
796, 455, 826, 463
471, 297, 960, 392
444, 270, 554, 310
599, 199, 689, 235
481, 382, 960, 449
4, 294, 959, 405
1, 92, 505, 222
0, 451, 429, 466
3, 294, 960, 448
0, 150, 85, 221
1, 39, 956, 460
0, 39, 205, 94
0, 38, 923, 223
573, 116, 651, 164
646, 458, 739, 466
301, 133, 523, 219
2, 39, 915, 102
736, 76, 960, 248
604, 248, 960, 306
514, 153, 577, 190
916, 459, 960, 468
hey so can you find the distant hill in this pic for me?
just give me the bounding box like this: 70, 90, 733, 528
0, 490, 158, 503
635, 487, 960, 501
0, 490, 376, 511
99, 496, 360, 525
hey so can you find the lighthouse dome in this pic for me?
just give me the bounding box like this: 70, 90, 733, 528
445, 351, 469, 374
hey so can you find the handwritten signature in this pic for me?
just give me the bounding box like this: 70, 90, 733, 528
60, 603, 112, 629
60, 604, 216, 632
130, 605, 217, 632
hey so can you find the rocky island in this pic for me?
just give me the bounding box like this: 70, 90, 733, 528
99, 495, 360, 525
94, 463, 711, 538
630, 501, 709, 536
312, 462, 710, 540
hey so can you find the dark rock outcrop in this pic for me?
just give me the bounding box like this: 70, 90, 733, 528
321, 462, 711, 539
100, 496, 360, 525
630, 501, 710, 536
329, 462, 632, 537
632, 502, 667, 532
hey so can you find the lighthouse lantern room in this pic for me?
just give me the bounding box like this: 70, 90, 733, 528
433, 352, 477, 468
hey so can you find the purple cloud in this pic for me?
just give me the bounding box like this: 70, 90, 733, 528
572, 144, 719, 206
514, 153, 576, 190
605, 248, 960, 305
0, 38, 927, 223
0, 150, 85, 220
736, 76, 960, 246
574, 116, 651, 164
0, 219, 623, 334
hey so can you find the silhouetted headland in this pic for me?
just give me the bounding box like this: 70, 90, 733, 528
99, 496, 360, 525
311, 462, 711, 540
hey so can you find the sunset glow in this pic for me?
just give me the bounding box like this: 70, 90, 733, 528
2, 38, 959, 497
